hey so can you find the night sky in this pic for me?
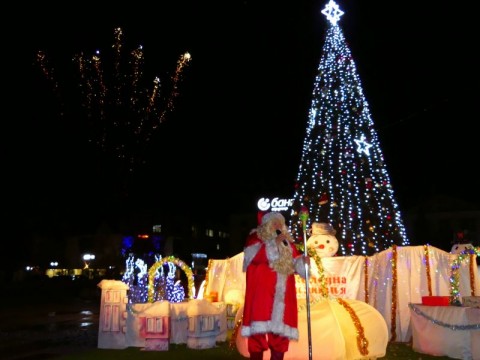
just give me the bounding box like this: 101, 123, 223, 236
6, 1, 477, 243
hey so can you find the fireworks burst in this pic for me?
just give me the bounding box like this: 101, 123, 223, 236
35, 27, 192, 174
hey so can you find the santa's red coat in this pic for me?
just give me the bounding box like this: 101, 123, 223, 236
241, 231, 306, 340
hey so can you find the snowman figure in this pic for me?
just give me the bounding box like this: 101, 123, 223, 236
306, 222, 339, 257
450, 230, 474, 255
451, 242, 474, 255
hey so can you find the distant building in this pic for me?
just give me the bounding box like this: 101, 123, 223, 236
404, 195, 480, 252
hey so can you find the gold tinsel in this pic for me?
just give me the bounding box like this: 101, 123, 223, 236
336, 298, 369, 356
295, 245, 328, 312
424, 244, 432, 296
308, 247, 329, 298
364, 256, 369, 303
204, 258, 213, 296
390, 245, 397, 342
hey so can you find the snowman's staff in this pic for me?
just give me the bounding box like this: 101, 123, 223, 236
299, 207, 313, 360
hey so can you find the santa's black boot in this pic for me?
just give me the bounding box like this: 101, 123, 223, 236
249, 351, 264, 360
270, 350, 285, 360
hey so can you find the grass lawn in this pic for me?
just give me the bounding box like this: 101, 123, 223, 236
0, 280, 454, 360
55, 341, 452, 360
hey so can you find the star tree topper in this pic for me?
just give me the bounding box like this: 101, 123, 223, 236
354, 134, 373, 156
321, 0, 344, 25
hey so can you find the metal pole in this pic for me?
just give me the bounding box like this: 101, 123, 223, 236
300, 210, 312, 360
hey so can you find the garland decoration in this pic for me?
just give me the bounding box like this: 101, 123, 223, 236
424, 244, 432, 296
336, 298, 369, 356
147, 256, 195, 303
204, 258, 213, 297
308, 246, 329, 298
450, 247, 480, 305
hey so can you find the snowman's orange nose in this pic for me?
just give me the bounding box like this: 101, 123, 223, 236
319, 244, 325, 249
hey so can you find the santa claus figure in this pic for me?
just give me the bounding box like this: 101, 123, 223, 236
241, 211, 309, 360
307, 222, 338, 257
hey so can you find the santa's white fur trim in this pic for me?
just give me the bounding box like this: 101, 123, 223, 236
241, 322, 299, 340
261, 211, 285, 225
243, 242, 262, 272
271, 273, 288, 333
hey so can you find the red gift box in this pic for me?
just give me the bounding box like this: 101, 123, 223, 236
421, 296, 451, 306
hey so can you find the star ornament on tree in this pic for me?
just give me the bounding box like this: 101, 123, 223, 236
354, 134, 373, 156
321, 0, 345, 25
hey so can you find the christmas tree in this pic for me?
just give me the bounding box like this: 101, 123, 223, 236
289, 0, 410, 256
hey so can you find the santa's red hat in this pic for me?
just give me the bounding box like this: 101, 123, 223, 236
257, 211, 267, 225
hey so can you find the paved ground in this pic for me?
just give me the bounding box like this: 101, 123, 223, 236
0, 278, 101, 360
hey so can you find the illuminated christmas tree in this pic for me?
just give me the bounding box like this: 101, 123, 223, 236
289, 0, 410, 255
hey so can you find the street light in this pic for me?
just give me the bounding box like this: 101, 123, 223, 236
83, 253, 95, 269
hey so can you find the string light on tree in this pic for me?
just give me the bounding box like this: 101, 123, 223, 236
289, 1, 410, 256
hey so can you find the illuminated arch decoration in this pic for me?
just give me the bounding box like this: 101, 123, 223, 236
147, 256, 195, 303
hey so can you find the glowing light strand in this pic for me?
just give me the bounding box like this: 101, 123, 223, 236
35, 50, 62, 103
450, 246, 480, 305
390, 245, 397, 342
409, 303, 480, 331
36, 27, 192, 174
112, 27, 123, 105
157, 52, 191, 125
